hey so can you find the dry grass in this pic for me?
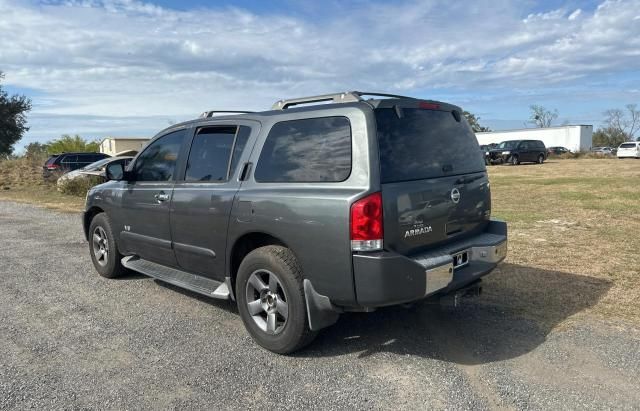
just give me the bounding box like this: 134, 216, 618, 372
0, 157, 84, 212
485, 158, 640, 324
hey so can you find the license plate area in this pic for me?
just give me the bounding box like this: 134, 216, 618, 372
452, 250, 470, 269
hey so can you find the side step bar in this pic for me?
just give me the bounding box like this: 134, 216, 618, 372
122, 255, 230, 300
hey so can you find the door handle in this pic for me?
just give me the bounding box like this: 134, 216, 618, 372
154, 192, 170, 202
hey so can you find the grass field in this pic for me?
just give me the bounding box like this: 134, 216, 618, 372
1, 157, 638, 324
485, 158, 640, 325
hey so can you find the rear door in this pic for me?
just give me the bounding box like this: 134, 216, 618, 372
170, 122, 257, 280
375, 103, 490, 256
117, 128, 188, 267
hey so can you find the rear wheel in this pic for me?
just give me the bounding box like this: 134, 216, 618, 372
537, 154, 545, 164
510, 155, 520, 165
236, 246, 316, 354
89, 213, 127, 278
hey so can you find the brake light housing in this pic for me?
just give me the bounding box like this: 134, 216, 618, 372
350, 192, 383, 252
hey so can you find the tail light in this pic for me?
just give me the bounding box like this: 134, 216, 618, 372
350, 192, 383, 252
46, 164, 58, 170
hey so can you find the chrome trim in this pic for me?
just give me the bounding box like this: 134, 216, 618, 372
470, 240, 507, 264
425, 263, 454, 296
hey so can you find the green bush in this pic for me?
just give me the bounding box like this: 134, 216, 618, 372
57, 175, 103, 197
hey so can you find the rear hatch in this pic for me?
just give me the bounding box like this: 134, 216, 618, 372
375, 102, 490, 256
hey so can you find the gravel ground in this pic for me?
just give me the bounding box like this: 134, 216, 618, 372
1, 200, 639, 410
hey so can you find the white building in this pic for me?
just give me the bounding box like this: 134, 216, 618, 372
99, 137, 149, 156
476, 125, 593, 152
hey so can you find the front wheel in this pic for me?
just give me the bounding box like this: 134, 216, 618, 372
510, 155, 520, 165
88, 213, 127, 278
236, 246, 317, 354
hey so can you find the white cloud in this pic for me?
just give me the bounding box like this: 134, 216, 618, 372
0, 0, 639, 145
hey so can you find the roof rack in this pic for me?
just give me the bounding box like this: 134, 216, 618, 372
199, 110, 255, 118
271, 91, 415, 110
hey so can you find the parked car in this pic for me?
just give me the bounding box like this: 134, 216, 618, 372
479, 145, 491, 165
547, 146, 571, 156
591, 146, 615, 156
56, 156, 133, 188
616, 142, 640, 159
83, 91, 508, 353
487, 139, 547, 165
43, 152, 110, 179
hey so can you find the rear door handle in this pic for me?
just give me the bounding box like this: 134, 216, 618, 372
154, 192, 170, 202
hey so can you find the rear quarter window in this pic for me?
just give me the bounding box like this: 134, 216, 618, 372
255, 116, 352, 183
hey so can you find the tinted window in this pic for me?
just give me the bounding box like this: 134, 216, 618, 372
519, 141, 529, 149
256, 117, 351, 182
61, 155, 77, 163
229, 126, 251, 178
185, 126, 236, 182
620, 143, 637, 148
376, 108, 485, 183
133, 130, 185, 182
45, 156, 58, 166
498, 141, 519, 149
535, 141, 545, 149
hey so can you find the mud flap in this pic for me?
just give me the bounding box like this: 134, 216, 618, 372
303, 279, 341, 331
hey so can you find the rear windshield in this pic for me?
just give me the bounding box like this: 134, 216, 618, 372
620, 143, 637, 148
376, 108, 485, 183
45, 156, 58, 166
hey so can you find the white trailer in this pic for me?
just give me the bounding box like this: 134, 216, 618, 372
476, 125, 593, 152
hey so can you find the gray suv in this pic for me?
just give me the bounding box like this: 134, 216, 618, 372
83, 91, 507, 353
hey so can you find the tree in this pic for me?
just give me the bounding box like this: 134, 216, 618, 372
592, 127, 627, 148
462, 111, 491, 132
24, 142, 50, 159
528, 105, 558, 128
603, 104, 639, 141
47, 134, 100, 154
0, 71, 32, 157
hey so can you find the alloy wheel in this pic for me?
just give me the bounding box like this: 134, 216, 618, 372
92, 226, 109, 267
245, 269, 289, 335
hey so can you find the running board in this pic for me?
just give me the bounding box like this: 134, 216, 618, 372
121, 255, 230, 300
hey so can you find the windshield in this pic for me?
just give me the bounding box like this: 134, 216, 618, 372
376, 107, 485, 183
82, 158, 112, 171
498, 141, 519, 149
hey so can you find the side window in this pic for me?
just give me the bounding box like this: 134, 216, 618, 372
518, 141, 528, 150
229, 126, 251, 178
255, 116, 352, 183
61, 155, 77, 164
185, 126, 236, 182
133, 129, 186, 182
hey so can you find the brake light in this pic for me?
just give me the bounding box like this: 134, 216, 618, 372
419, 102, 440, 110
350, 192, 383, 252
46, 164, 58, 169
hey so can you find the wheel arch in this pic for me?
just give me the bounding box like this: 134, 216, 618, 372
83, 206, 105, 241
228, 232, 292, 298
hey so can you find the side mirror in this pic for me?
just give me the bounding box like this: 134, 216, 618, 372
105, 162, 125, 181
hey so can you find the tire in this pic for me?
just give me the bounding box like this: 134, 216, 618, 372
88, 213, 127, 278
236, 245, 316, 354
537, 154, 545, 164
510, 155, 520, 165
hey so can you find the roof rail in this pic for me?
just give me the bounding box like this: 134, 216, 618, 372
200, 110, 255, 118
271, 91, 415, 110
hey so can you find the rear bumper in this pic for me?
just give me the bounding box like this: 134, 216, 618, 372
352, 220, 507, 307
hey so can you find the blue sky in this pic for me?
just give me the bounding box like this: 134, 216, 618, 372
1, 0, 639, 152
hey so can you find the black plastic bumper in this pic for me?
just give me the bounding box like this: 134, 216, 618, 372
352, 220, 507, 307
